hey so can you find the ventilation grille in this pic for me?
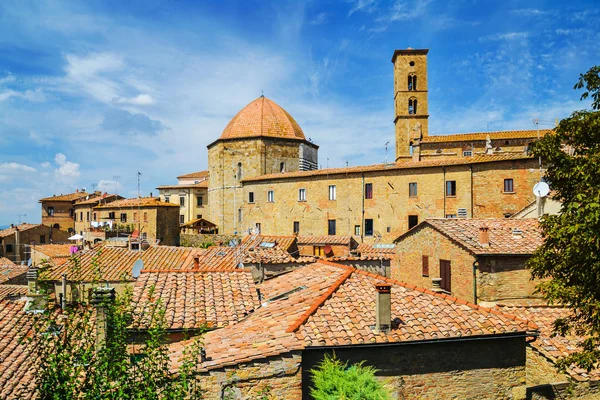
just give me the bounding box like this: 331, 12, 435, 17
457, 208, 468, 218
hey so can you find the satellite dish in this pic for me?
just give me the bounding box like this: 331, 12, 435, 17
237, 262, 244, 269
132, 259, 144, 278
27, 258, 32, 267
533, 181, 550, 198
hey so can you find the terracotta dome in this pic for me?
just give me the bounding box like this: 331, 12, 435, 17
219, 96, 305, 141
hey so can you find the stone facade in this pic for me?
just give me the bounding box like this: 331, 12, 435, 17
0, 224, 70, 263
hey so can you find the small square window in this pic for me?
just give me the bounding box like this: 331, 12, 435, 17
463, 150, 473, 157
446, 181, 456, 197
164, 196, 170, 203
445, 214, 457, 219
365, 183, 373, 199
408, 215, 419, 229
504, 178, 514, 193
249, 192, 255, 203
409, 182, 418, 197
267, 191, 274, 202
179, 215, 185, 224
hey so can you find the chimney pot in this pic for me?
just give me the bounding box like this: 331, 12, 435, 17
193, 256, 200, 269
479, 225, 490, 248
375, 282, 392, 333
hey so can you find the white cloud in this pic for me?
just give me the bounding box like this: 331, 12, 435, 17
310, 12, 329, 25
387, 0, 431, 22
480, 32, 529, 42
113, 93, 155, 105
97, 179, 122, 193
0, 162, 37, 172
510, 9, 549, 16
54, 153, 80, 181
41, 162, 51, 168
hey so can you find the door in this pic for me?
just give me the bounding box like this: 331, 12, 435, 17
440, 260, 451, 292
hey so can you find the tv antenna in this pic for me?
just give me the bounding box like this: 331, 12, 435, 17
17, 213, 26, 224
532, 112, 543, 180
385, 141, 390, 164
112, 175, 121, 195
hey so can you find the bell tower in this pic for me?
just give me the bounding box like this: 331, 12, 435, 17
392, 48, 429, 161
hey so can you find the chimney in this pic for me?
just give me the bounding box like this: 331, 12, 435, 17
479, 225, 489, 248
431, 277, 445, 293
14, 226, 21, 263
91, 287, 116, 353
26, 267, 39, 295
193, 256, 200, 269
375, 282, 392, 333
512, 228, 523, 238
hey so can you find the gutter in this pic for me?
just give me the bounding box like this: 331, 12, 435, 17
472, 257, 479, 305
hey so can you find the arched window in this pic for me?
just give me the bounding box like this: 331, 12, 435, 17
408, 75, 417, 91
408, 98, 418, 115
280, 162, 285, 173
237, 162, 242, 180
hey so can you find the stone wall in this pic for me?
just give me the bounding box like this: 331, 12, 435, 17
420, 138, 534, 160
41, 200, 76, 231
0, 225, 70, 263
302, 335, 527, 400
478, 256, 543, 303
198, 353, 302, 400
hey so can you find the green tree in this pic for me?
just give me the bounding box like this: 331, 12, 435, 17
528, 65, 600, 372
310, 353, 391, 400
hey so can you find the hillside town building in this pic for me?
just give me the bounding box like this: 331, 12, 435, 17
0, 223, 70, 264
39, 190, 99, 232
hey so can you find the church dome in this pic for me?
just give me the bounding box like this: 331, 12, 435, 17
219, 96, 306, 141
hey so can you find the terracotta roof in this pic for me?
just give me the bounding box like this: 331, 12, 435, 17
498, 305, 600, 382
32, 243, 73, 259
39, 191, 93, 202
176, 170, 209, 180
42, 246, 206, 282
356, 243, 397, 255
420, 129, 551, 144
396, 218, 542, 255
156, 181, 209, 190
218, 96, 306, 141
0, 284, 28, 300
132, 270, 259, 330
74, 194, 122, 206
0, 257, 14, 265
241, 154, 534, 182
0, 223, 42, 238
0, 264, 28, 285
296, 235, 352, 246
0, 295, 35, 399
94, 197, 179, 209
177, 261, 536, 371
180, 218, 217, 229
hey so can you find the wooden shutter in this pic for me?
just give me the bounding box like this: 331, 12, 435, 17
440, 260, 451, 292
422, 255, 429, 276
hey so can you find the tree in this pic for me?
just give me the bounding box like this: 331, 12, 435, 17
528, 65, 600, 372
310, 353, 391, 400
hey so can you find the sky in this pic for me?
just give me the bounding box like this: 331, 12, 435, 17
0, 0, 598, 226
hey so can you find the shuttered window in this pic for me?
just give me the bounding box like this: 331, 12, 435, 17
440, 260, 451, 292
422, 255, 429, 276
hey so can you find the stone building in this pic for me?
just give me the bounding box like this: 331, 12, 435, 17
0, 223, 70, 264
394, 218, 544, 305
157, 170, 210, 225
73, 193, 123, 241
93, 197, 180, 246
39, 190, 98, 232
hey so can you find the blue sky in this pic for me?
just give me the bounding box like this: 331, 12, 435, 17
0, 0, 598, 226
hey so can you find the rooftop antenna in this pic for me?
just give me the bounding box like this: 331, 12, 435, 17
137, 172, 142, 254
326, 157, 329, 169
91, 183, 97, 193
345, 160, 349, 168
532, 112, 542, 180
385, 141, 390, 164
132, 259, 144, 279
17, 213, 26, 224
112, 175, 121, 195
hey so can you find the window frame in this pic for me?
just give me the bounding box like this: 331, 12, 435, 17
328, 219, 336, 235
503, 178, 515, 193
408, 215, 419, 230
179, 215, 185, 224
328, 185, 336, 201
179, 196, 185, 206
409, 182, 418, 197
267, 190, 274, 203
48, 207, 55, 216
445, 180, 457, 197
365, 183, 373, 199
120, 213, 127, 223
248, 192, 255, 203
364, 219, 374, 236
298, 188, 306, 202
422, 255, 429, 277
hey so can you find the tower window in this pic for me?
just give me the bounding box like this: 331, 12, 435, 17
237, 162, 242, 180
408, 75, 417, 91
280, 162, 285, 173
408, 98, 418, 115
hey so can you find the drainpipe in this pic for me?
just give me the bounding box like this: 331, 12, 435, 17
472, 258, 479, 305
469, 165, 474, 218
61, 273, 67, 308
14, 226, 21, 264
361, 173, 365, 243
442, 167, 446, 217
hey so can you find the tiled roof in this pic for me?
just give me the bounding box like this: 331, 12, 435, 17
0, 296, 35, 399
176, 170, 209, 180
0, 264, 28, 285
156, 181, 209, 190
180, 218, 217, 229
356, 243, 397, 255
0, 257, 14, 265
94, 197, 179, 209
42, 246, 206, 282
218, 96, 306, 141
420, 129, 551, 144
297, 235, 352, 246
178, 261, 536, 371
132, 270, 259, 330
32, 243, 73, 259
74, 194, 122, 206
39, 191, 92, 202
498, 305, 600, 382
0, 284, 28, 300
0, 223, 42, 238
241, 154, 534, 182
396, 218, 542, 255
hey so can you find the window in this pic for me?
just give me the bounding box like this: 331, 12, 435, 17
238, 208, 242, 223
446, 180, 456, 197
6, 244, 13, 253
179, 196, 185, 206
328, 219, 336, 235
364, 219, 374, 236
408, 215, 419, 229
298, 188, 306, 201
197, 196, 203, 207
280, 162, 285, 173
314, 246, 325, 257
255, 223, 261, 233
40, 235, 46, 244
293, 221, 300, 234
74, 213, 77, 222
267, 190, 274, 202
445, 214, 457, 219
86, 211, 90, 222
440, 260, 451, 292
463, 150, 473, 157
69, 209, 74, 217
248, 192, 255, 203
408, 98, 418, 115
120, 213, 127, 223
133, 212, 138, 222
108, 212, 115, 220
197, 214, 202, 219
79, 212, 83, 221
93, 212, 97, 221
504, 178, 514, 193
354, 225, 361, 235
237, 163, 242, 180
143, 212, 148, 222
48, 207, 55, 216
422, 255, 429, 276
408, 74, 417, 91
179, 215, 185, 224
365, 183, 373, 199
328, 185, 336, 200
164, 196, 170, 203
409, 182, 418, 197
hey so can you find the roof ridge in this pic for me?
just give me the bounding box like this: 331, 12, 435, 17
140, 268, 251, 273
285, 263, 354, 333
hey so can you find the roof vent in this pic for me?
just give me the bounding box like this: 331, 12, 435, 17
457, 208, 468, 218
479, 226, 490, 248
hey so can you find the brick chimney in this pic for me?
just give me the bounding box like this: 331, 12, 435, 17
479, 225, 489, 248
14, 226, 21, 263
91, 287, 116, 353
375, 282, 392, 333
193, 256, 200, 269
26, 267, 38, 295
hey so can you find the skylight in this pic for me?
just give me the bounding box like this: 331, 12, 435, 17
259, 242, 276, 248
